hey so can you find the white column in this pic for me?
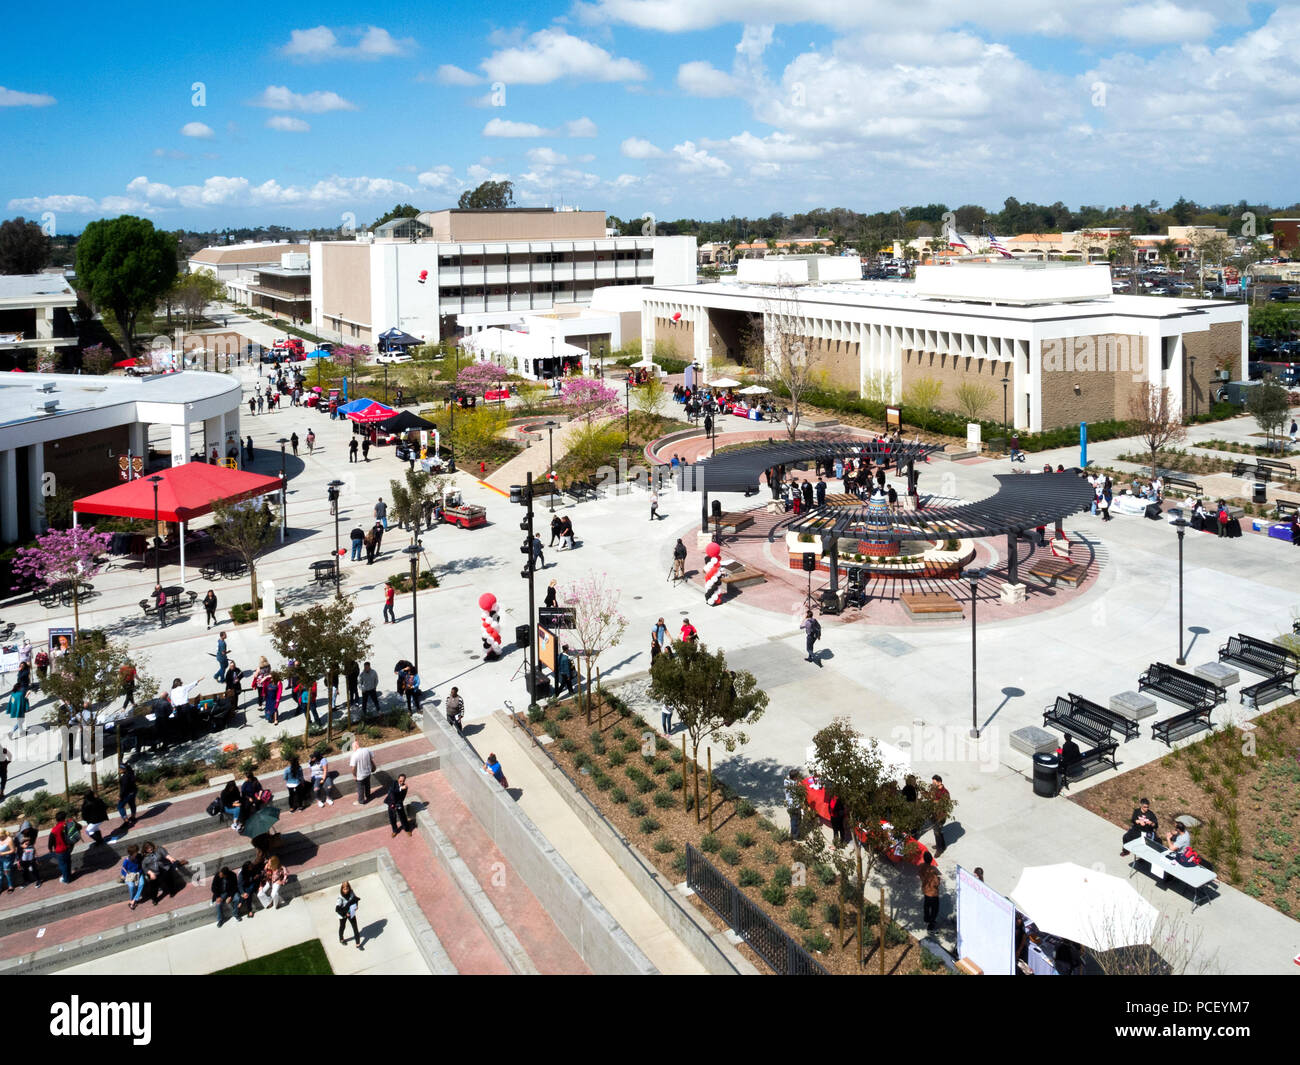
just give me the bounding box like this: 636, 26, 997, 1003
27, 443, 45, 534
0, 450, 17, 543
170, 423, 190, 466
180, 521, 187, 584
1025, 339, 1041, 433
129, 422, 147, 461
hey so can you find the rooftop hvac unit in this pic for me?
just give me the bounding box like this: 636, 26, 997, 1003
31, 398, 59, 414
33, 381, 55, 393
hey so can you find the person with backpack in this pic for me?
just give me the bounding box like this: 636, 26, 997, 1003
801, 610, 822, 665
48, 811, 78, 884
445, 687, 465, 734
80, 791, 109, 846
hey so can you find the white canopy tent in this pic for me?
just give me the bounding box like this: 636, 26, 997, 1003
1010, 863, 1159, 951
460, 327, 591, 381
738, 384, 771, 395
709, 376, 742, 389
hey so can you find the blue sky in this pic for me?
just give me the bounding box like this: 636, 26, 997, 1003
2, 1, 1294, 232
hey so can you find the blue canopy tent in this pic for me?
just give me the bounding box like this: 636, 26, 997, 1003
336, 398, 372, 415
377, 327, 423, 353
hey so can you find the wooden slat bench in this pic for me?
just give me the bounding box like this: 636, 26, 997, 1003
1240, 672, 1297, 708
1151, 705, 1214, 746
1138, 662, 1226, 713
1218, 634, 1298, 677
1026, 556, 1087, 587
719, 562, 765, 589
714, 511, 755, 534
901, 592, 963, 621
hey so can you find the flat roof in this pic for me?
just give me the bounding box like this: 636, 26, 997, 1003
0, 273, 77, 303
0, 371, 238, 428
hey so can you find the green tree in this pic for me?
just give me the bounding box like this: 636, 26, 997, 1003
175, 270, 224, 330
457, 181, 514, 210
1248, 304, 1299, 339
270, 599, 373, 742
388, 467, 443, 544
631, 373, 667, 421
953, 382, 995, 421
902, 376, 943, 431
372, 203, 420, 228
1128, 383, 1187, 481
210, 498, 277, 612
1246, 378, 1290, 453
0, 216, 51, 274
75, 215, 178, 354
448, 404, 508, 465
648, 641, 768, 821
42, 632, 155, 793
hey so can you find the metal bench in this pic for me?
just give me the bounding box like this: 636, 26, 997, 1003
1274, 499, 1299, 522
1151, 705, 1214, 746
1257, 457, 1296, 479
1061, 740, 1120, 783
1066, 692, 1141, 741
1138, 662, 1226, 713
1218, 634, 1298, 677
1162, 475, 1201, 495
1231, 461, 1271, 481
1042, 695, 1112, 746
1240, 672, 1297, 708
138, 590, 198, 619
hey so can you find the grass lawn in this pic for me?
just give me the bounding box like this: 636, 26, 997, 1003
214, 940, 334, 975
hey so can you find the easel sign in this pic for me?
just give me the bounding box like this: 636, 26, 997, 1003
537, 624, 557, 674
886, 406, 902, 431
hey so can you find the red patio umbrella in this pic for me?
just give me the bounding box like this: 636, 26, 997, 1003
113, 357, 138, 368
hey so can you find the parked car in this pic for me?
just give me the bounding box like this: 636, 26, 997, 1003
314, 341, 333, 354
374, 352, 413, 365
1269, 286, 1294, 302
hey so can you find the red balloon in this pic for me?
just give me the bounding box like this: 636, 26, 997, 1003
704, 542, 721, 558
418, 269, 428, 284
672, 312, 681, 321
478, 592, 497, 612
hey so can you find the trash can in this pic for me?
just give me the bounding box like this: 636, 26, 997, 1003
1033, 752, 1060, 797
1254, 481, 1267, 504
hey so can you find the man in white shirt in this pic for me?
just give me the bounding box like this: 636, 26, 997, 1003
349, 739, 376, 805
358, 661, 380, 719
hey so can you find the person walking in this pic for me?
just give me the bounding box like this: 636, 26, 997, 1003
290, 432, 299, 457
358, 661, 380, 719
672, 538, 687, 581
650, 491, 659, 521
660, 701, 673, 736
374, 497, 388, 530
362, 437, 371, 461
827, 794, 848, 848
154, 583, 167, 627
801, 610, 822, 665
349, 437, 359, 463
372, 521, 385, 556
245, 435, 255, 465
337, 880, 362, 947
382, 583, 396, 624
80, 791, 109, 846
559, 515, 575, 550
249, 395, 257, 417
484, 752, 508, 788
305, 428, 316, 456
402, 666, 422, 713
549, 514, 563, 547
310, 752, 332, 807
349, 739, 375, 805
544, 579, 558, 609
350, 524, 364, 561
213, 631, 229, 682
531, 533, 545, 571
920, 852, 941, 932
444, 687, 464, 734
48, 810, 77, 884
930, 774, 950, 856
116, 763, 138, 826
385, 773, 412, 836
364, 527, 377, 566
119, 662, 137, 711
0, 744, 9, 802
785, 770, 804, 839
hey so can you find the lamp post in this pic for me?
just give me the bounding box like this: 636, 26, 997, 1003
1172, 518, 1188, 664
277, 437, 289, 542
968, 568, 982, 738
383, 361, 389, 406
625, 375, 631, 448
328, 479, 344, 599
1001, 375, 1009, 437
517, 471, 539, 712
545, 420, 558, 512
148, 474, 164, 590
404, 541, 421, 674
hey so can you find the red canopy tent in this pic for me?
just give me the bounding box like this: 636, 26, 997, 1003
345, 400, 398, 424
73, 462, 284, 582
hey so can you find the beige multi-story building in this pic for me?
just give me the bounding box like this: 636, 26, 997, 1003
642, 258, 1247, 431
188, 242, 310, 306
309, 208, 696, 347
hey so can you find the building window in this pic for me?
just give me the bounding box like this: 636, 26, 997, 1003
438, 256, 458, 267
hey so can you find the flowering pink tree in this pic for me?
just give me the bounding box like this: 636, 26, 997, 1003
561, 377, 623, 424
457, 361, 510, 394
560, 572, 628, 722
335, 344, 371, 392
12, 526, 112, 632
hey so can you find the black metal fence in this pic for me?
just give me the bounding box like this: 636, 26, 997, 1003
685, 844, 827, 976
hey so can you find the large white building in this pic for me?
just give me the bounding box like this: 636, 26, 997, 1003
309, 208, 695, 348
642, 258, 1248, 432
0, 273, 80, 369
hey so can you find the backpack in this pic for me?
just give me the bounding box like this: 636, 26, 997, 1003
62, 821, 81, 846
809, 618, 822, 641
1176, 847, 1201, 867
206, 798, 222, 817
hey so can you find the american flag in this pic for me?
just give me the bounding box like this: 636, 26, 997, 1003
987, 231, 1013, 258
946, 228, 971, 251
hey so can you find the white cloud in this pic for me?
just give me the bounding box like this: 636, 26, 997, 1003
564, 116, 598, 138
0, 86, 55, 107
676, 61, 740, 97
482, 118, 549, 138
417, 165, 459, 193
671, 140, 731, 175
282, 25, 415, 61
249, 85, 359, 113
719, 130, 821, 161
481, 29, 649, 85
267, 115, 311, 132
7, 194, 98, 213
152, 148, 190, 159
180, 122, 214, 138
433, 64, 481, 86
620, 136, 664, 158
1112, 3, 1217, 44
527, 147, 569, 166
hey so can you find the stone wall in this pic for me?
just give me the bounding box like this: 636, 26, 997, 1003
43, 426, 130, 500
1182, 322, 1243, 416
798, 333, 860, 392
654, 316, 694, 360
1039, 334, 1148, 426
900, 350, 1008, 422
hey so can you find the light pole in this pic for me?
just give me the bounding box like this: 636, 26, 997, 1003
1001, 375, 1009, 438
546, 420, 558, 512
625, 375, 631, 448
517, 472, 539, 712
1173, 518, 1188, 664
328, 479, 344, 599
968, 568, 982, 738
404, 541, 421, 674
148, 474, 164, 590
277, 437, 289, 542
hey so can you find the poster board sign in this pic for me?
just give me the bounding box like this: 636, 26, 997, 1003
538, 606, 576, 630
966, 423, 981, 450
536, 625, 557, 673
886, 406, 902, 430
48, 627, 75, 657
955, 865, 1016, 976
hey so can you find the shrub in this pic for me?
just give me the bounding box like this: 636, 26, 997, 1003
671, 854, 687, 876
611, 727, 627, 741
250, 737, 271, 763
771, 826, 791, 843
560, 738, 577, 753
610, 787, 628, 804
527, 705, 547, 724
553, 705, 573, 721
655, 735, 671, 752
0, 798, 22, 822
761, 884, 788, 906
735, 831, 756, 848
700, 833, 722, 853
210, 751, 233, 771
166, 779, 186, 793
760, 845, 780, 864
736, 798, 757, 818
638, 816, 660, 834
653, 837, 675, 854
790, 906, 812, 930
237, 757, 256, 777
772, 865, 793, 888
312, 740, 331, 760
667, 771, 684, 791
653, 791, 676, 809
822, 902, 841, 926
885, 922, 910, 947
720, 845, 741, 866
607, 748, 626, 766
919, 949, 946, 972
188, 772, 207, 788
545, 722, 565, 740
622, 737, 640, 755
651, 757, 671, 775
628, 798, 647, 817
573, 752, 590, 770
594, 773, 613, 792
635, 775, 656, 794
816, 863, 838, 886
136, 768, 163, 786
738, 867, 764, 887
795, 885, 818, 906
279, 734, 302, 761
